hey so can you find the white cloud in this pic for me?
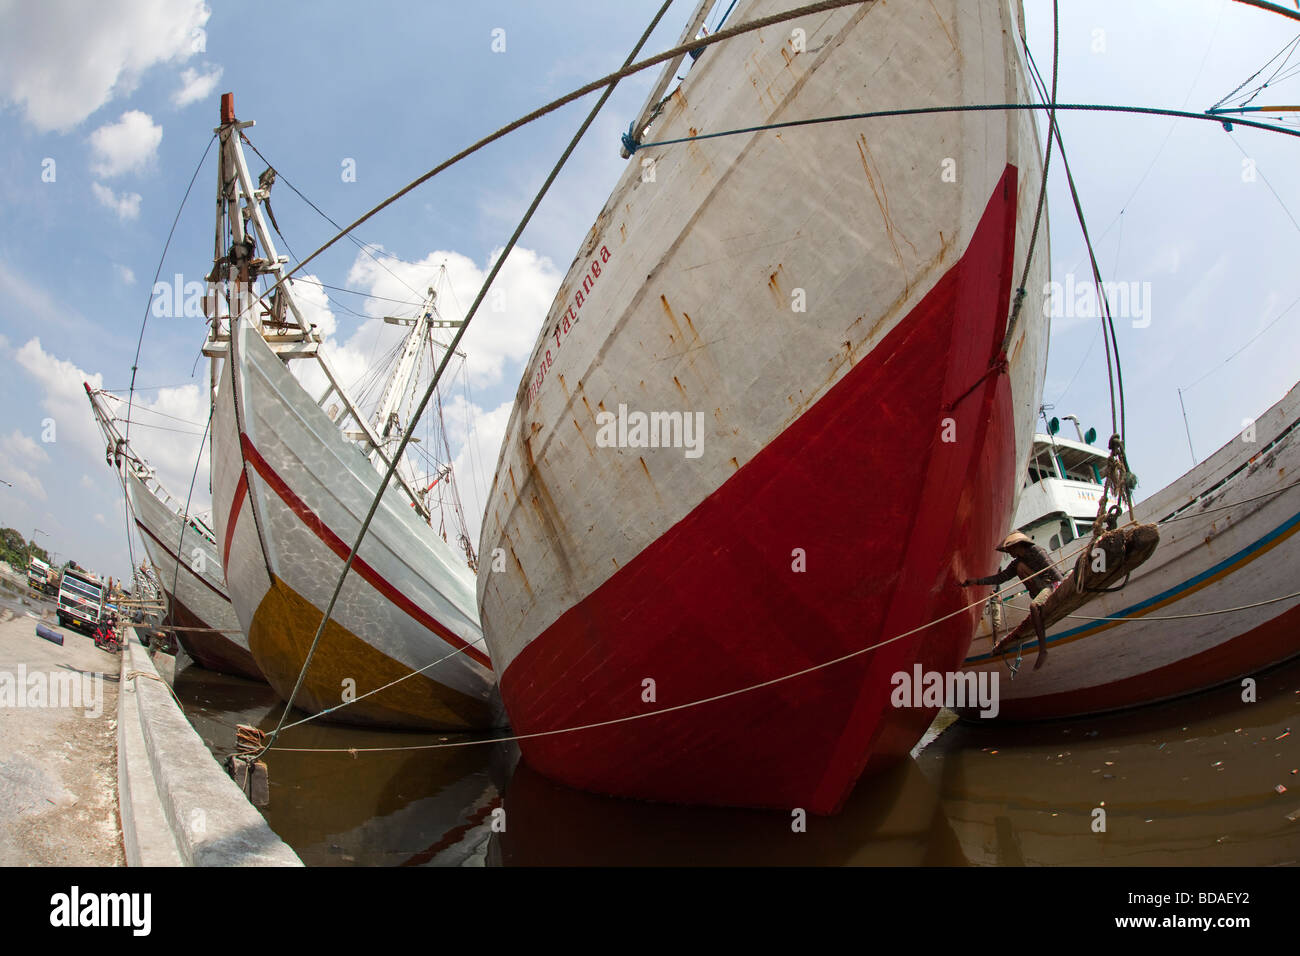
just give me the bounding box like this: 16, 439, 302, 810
0, 430, 49, 502
11, 338, 212, 518
0, 429, 51, 503
1, 429, 50, 465
12, 338, 106, 461
253, 244, 557, 548
0, 461, 46, 502
92, 183, 143, 221
443, 394, 515, 550
0, 261, 90, 332
0, 0, 210, 132
343, 245, 561, 390
114, 264, 136, 285
173, 64, 223, 108
89, 110, 162, 177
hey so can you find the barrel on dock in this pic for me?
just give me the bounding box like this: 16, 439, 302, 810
35, 623, 63, 646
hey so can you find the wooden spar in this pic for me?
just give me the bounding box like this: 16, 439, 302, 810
991, 523, 1161, 652
205, 93, 432, 521
620, 0, 715, 157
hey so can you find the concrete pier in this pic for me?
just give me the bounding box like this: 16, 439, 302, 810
0, 606, 123, 865
117, 631, 300, 866
0, 577, 299, 866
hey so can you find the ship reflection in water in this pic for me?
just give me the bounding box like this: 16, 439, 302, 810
176, 655, 1300, 866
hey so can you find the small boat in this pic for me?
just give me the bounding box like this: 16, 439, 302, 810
959, 383, 1300, 719
477, 0, 1050, 813
84, 384, 263, 680
205, 94, 502, 730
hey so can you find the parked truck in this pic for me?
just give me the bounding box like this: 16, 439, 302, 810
26, 556, 57, 595
56, 566, 104, 633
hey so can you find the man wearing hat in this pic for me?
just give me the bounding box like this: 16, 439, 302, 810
961, 532, 1063, 670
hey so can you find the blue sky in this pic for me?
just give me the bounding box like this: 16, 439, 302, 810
1, 0, 1299, 582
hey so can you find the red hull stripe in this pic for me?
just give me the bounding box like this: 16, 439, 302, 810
238, 433, 493, 670
223, 470, 249, 569
399, 796, 501, 867
134, 518, 232, 605
965, 599, 1300, 720
499, 166, 1023, 813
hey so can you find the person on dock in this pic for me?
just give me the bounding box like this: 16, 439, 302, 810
961, 532, 1062, 670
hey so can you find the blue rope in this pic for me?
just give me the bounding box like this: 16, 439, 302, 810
622, 120, 641, 155
626, 1, 742, 152
716, 0, 740, 28
625, 101, 1300, 152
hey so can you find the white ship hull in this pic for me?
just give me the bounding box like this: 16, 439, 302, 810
125, 471, 261, 680
211, 320, 501, 729
961, 383, 1300, 718
478, 0, 1050, 812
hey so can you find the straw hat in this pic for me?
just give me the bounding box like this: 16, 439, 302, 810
996, 531, 1033, 553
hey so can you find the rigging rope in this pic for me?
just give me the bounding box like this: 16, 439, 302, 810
240, 138, 429, 302
630, 102, 1300, 151
234, 0, 874, 325
251, 0, 681, 761
165, 406, 215, 647
1002, 0, 1057, 354
245, 7, 1300, 740
1023, 48, 1129, 463
124, 134, 215, 446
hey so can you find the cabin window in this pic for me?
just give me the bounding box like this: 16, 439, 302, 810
1049, 534, 1061, 551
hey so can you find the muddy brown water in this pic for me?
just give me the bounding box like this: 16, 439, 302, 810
175, 654, 1300, 866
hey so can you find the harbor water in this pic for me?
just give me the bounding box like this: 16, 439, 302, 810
176, 650, 1300, 866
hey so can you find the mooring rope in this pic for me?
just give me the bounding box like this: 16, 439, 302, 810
265, 585, 1009, 755
267, 539, 1111, 753
1004, 587, 1300, 623
246, 2, 1300, 749
272, 636, 490, 733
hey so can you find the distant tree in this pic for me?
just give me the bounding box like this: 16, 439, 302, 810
0, 527, 30, 567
